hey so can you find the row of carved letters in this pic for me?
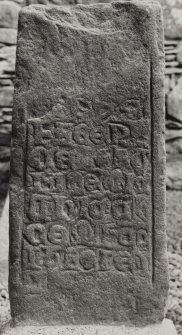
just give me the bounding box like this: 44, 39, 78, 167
26, 171, 150, 195
28, 98, 146, 127
28, 121, 149, 148
25, 194, 149, 223
22, 243, 149, 273
27, 147, 150, 173
23, 222, 148, 249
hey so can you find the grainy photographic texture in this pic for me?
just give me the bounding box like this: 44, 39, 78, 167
9, 0, 168, 326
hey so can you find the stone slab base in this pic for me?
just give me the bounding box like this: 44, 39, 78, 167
1, 319, 177, 335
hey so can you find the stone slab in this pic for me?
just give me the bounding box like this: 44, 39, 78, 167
167, 77, 182, 123
1, 320, 177, 335
9, 0, 168, 327
0, 46, 16, 78
0, 1, 20, 29
159, 0, 182, 39
0, 29, 17, 45
23, 0, 182, 40
0, 87, 14, 107
166, 158, 182, 190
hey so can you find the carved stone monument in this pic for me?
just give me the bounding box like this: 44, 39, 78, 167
7, 0, 176, 333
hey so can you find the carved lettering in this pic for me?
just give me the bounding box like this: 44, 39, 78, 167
109, 124, 130, 145
25, 101, 151, 279
48, 225, 69, 246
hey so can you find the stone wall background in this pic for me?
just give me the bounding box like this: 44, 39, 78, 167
0, 0, 18, 199
0, 0, 182, 198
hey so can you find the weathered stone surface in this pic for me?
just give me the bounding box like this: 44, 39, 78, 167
164, 75, 170, 95
13, 0, 24, 4
0, 79, 13, 87
0, 195, 9, 289
0, 86, 14, 106
167, 77, 182, 123
0, 29, 17, 45
23, 0, 182, 40
10, 1, 168, 327
0, 162, 10, 198
0, 1, 20, 29
165, 127, 182, 143
1, 320, 178, 335
24, 0, 110, 6
166, 158, 182, 190
0, 147, 11, 161
0, 46, 16, 78
166, 138, 182, 155
159, 0, 182, 39
177, 40, 182, 66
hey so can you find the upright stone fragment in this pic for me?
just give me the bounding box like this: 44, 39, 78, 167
10, 1, 168, 326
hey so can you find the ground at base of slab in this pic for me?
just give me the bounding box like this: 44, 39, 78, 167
0, 319, 177, 335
